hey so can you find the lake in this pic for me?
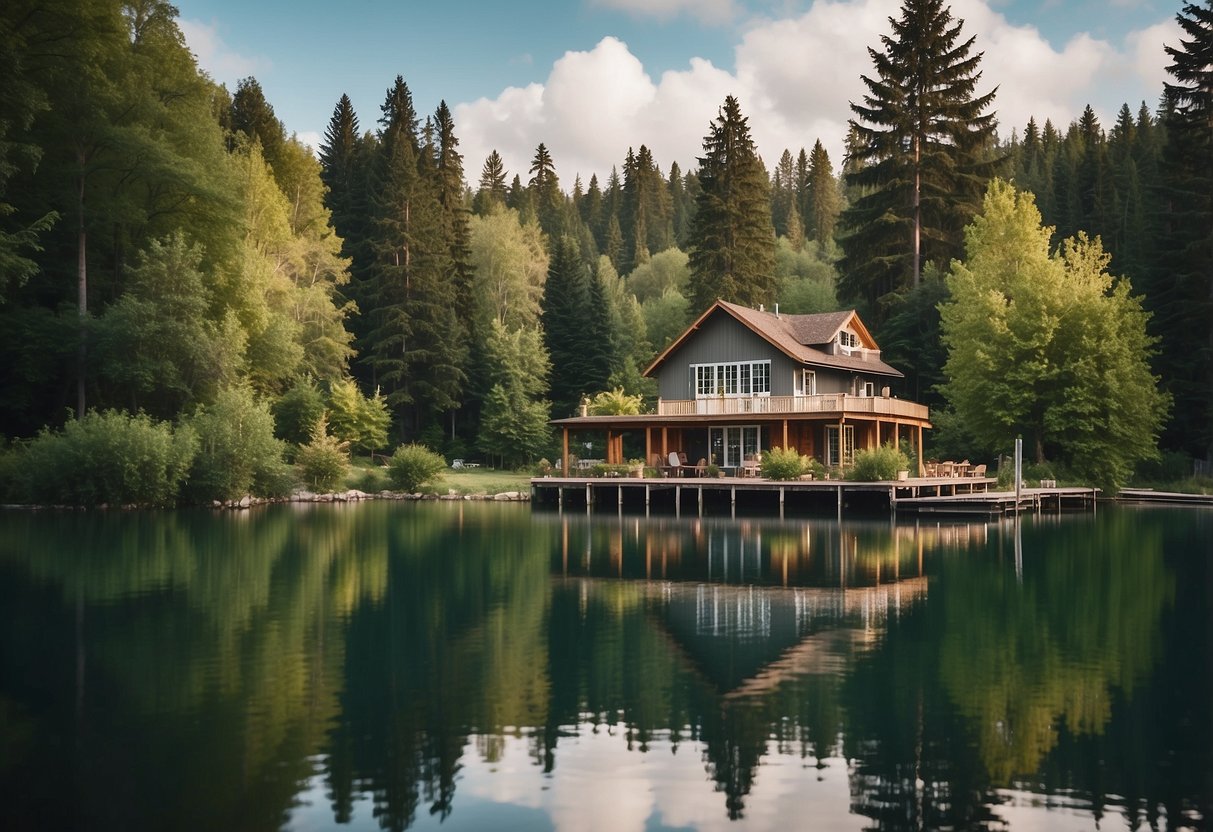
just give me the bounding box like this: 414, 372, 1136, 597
1, 501, 1210, 831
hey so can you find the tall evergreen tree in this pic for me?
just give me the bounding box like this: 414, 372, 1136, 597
230, 76, 286, 175
1155, 0, 1213, 458
475, 149, 508, 215
805, 140, 841, 249
528, 142, 561, 238
686, 95, 776, 314
771, 149, 796, 238
838, 0, 1000, 315
541, 234, 593, 418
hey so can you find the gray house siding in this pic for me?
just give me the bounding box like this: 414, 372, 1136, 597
655, 311, 860, 399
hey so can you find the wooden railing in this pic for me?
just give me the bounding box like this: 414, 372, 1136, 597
656, 394, 929, 421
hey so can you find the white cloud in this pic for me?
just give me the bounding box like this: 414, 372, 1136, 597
179, 18, 269, 86
294, 131, 323, 154
454, 0, 1177, 189
592, 0, 739, 25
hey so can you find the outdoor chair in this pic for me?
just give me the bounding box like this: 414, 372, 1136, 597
691, 457, 708, 476
741, 454, 761, 478
667, 451, 683, 477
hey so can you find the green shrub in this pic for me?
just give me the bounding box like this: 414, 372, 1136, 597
761, 446, 805, 480
327, 379, 390, 454
187, 385, 289, 502
352, 464, 389, 493
294, 416, 350, 492
18, 410, 197, 506
386, 444, 446, 492
847, 443, 912, 481
273, 377, 327, 446
801, 456, 827, 479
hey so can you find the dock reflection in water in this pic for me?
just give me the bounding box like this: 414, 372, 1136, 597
0, 504, 1205, 831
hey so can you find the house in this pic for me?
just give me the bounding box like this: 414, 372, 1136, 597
552, 300, 931, 475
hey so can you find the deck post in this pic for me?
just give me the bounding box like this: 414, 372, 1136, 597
618, 485, 623, 510
586, 482, 592, 508
779, 486, 785, 519
675, 485, 681, 518
837, 485, 843, 519
698, 486, 703, 516
562, 428, 570, 475
916, 425, 924, 476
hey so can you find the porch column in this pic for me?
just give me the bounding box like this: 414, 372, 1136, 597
661, 427, 668, 458
917, 425, 924, 476
606, 430, 614, 464
782, 419, 788, 450
645, 428, 652, 465
562, 428, 570, 474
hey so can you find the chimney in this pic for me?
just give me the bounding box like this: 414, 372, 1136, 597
758, 303, 765, 312
775, 303, 779, 318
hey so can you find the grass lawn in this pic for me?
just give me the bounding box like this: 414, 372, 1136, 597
345, 457, 532, 495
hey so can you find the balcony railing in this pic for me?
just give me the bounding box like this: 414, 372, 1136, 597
656, 394, 929, 421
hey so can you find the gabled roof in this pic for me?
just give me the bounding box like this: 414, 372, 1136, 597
644, 300, 904, 378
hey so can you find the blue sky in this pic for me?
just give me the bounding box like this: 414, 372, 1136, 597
177, 0, 1181, 185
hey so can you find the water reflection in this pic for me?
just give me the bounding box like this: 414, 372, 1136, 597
0, 504, 1207, 830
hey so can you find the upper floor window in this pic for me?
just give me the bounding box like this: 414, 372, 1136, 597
838, 330, 859, 349
694, 361, 770, 397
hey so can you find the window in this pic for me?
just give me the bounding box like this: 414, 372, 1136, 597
797, 369, 816, 396
838, 330, 859, 351
710, 426, 761, 468
861, 381, 874, 397
692, 361, 770, 397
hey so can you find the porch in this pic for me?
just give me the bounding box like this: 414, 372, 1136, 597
552, 398, 932, 478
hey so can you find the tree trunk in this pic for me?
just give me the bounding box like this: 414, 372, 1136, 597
912, 134, 921, 289
76, 164, 87, 419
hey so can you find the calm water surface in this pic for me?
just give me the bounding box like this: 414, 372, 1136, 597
1, 501, 1210, 831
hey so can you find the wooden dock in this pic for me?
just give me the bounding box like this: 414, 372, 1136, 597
531, 476, 1098, 517
1117, 488, 1213, 507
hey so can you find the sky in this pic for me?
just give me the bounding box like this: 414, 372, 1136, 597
175, 0, 1182, 188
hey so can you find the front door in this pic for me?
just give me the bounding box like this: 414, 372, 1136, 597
710, 426, 760, 469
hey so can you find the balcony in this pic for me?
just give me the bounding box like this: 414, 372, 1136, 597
656, 393, 929, 421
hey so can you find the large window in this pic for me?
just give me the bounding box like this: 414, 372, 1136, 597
693, 361, 770, 398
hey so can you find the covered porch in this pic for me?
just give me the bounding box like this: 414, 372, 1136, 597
552, 402, 931, 477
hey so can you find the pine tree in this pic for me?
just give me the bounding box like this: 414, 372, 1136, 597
805, 140, 841, 249
772, 149, 796, 238
686, 95, 776, 314
230, 76, 286, 175
1155, 0, 1213, 458
838, 0, 1000, 315
474, 149, 508, 214
528, 142, 561, 238
541, 234, 593, 417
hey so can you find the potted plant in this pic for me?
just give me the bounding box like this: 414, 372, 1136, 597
628, 458, 645, 477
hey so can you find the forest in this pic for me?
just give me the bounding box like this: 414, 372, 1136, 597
0, 0, 1209, 503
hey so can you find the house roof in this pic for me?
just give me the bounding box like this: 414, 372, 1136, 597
644, 299, 904, 379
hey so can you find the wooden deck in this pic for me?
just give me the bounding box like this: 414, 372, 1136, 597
1117, 488, 1213, 506
531, 476, 1097, 517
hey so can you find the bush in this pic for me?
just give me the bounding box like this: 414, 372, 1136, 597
187, 385, 289, 502
761, 446, 805, 481
327, 379, 390, 454
294, 415, 350, 492
386, 444, 446, 492
273, 377, 327, 446
847, 443, 912, 481
17, 410, 197, 506
352, 464, 389, 493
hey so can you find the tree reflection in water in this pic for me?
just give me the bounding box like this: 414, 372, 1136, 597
0, 504, 1206, 831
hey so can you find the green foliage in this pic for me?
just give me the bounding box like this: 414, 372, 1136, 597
293, 414, 351, 492
386, 443, 446, 492
272, 377, 327, 446
294, 415, 350, 492
839, 0, 1001, 314
16, 410, 197, 507
587, 387, 645, 416
939, 180, 1170, 493
625, 247, 689, 303
186, 386, 290, 502
478, 383, 552, 469
687, 96, 777, 313
326, 378, 390, 454
847, 442, 911, 481
760, 446, 805, 481
640, 288, 690, 354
